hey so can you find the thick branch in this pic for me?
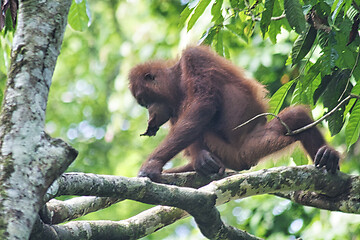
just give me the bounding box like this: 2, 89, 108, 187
31, 206, 188, 240
38, 166, 359, 239
53, 166, 357, 210
43, 171, 235, 224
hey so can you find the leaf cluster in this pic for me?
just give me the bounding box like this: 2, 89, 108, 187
181, 0, 360, 148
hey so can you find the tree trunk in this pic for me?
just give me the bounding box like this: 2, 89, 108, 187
0, 0, 77, 239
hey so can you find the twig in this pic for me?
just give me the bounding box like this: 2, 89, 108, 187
252, 13, 286, 22
233, 113, 292, 134
233, 94, 360, 136
289, 94, 360, 135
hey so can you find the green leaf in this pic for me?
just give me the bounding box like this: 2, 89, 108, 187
199, 26, 217, 45
68, 0, 90, 32
284, 0, 306, 34
179, 5, 195, 28
5, 8, 14, 32
243, 21, 255, 40
292, 65, 321, 106
323, 69, 352, 135
314, 1, 331, 18
313, 71, 331, 104
343, 0, 352, 17
302, 60, 321, 89
268, 0, 285, 43
224, 45, 230, 59
211, 0, 224, 23
344, 83, 360, 118
214, 29, 224, 56
268, 19, 282, 43
291, 26, 317, 66
291, 81, 304, 105
318, 30, 329, 49
345, 101, 360, 148
260, 0, 275, 37
331, 0, 345, 20
292, 147, 309, 166
331, 0, 342, 13
187, 0, 211, 31
230, 0, 243, 9
269, 80, 295, 115
225, 23, 248, 42
321, 47, 339, 75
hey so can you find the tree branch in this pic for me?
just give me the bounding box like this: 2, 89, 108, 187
46, 197, 122, 224
42, 171, 236, 224
234, 94, 360, 136
35, 166, 359, 239
252, 13, 286, 22
288, 94, 360, 135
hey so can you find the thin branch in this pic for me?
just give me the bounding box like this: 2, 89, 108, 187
252, 13, 286, 21
271, 14, 286, 21
233, 113, 292, 134
289, 94, 360, 135
233, 94, 360, 136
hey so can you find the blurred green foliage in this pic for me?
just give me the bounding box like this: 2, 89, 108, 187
1, 0, 360, 239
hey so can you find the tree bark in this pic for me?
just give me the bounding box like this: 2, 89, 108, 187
36, 166, 359, 239
0, 0, 76, 239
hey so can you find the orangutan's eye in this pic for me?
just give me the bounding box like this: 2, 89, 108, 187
144, 73, 155, 81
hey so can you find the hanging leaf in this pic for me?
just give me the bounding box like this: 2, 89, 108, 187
302, 60, 321, 90
224, 45, 230, 59
267, 0, 284, 43
199, 26, 217, 45
323, 69, 352, 135
345, 101, 360, 148
260, 0, 275, 37
211, 0, 224, 24
179, 5, 195, 28
331, 0, 345, 21
291, 77, 318, 106
284, 0, 306, 34
269, 80, 295, 115
187, 0, 211, 32
225, 22, 248, 42
313, 71, 332, 104
68, 0, 90, 32
230, 0, 245, 9
321, 47, 339, 75
344, 83, 360, 117
291, 25, 317, 66
318, 30, 330, 48
214, 29, 224, 56
291, 81, 303, 105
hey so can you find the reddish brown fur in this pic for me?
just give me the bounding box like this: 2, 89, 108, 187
129, 46, 339, 181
